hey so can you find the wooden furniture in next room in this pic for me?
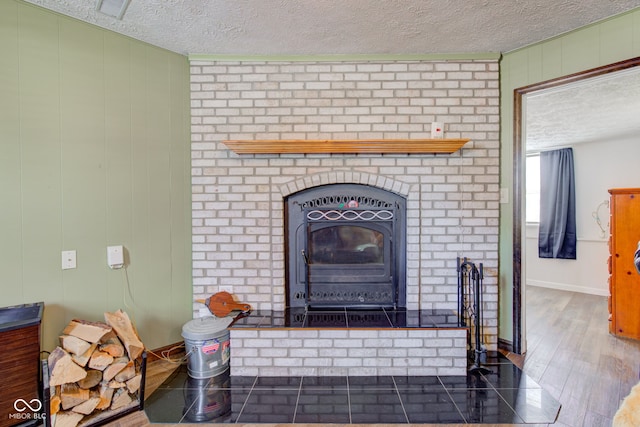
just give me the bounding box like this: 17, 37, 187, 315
608, 188, 640, 340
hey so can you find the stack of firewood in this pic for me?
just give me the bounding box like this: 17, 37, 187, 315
47, 310, 145, 427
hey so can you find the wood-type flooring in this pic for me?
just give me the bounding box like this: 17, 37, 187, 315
522, 285, 640, 426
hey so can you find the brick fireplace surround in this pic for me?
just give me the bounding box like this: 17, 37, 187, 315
190, 59, 500, 376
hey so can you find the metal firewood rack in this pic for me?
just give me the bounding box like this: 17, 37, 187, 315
42, 352, 147, 427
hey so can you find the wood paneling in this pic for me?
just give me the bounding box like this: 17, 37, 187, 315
0, 0, 192, 352
0, 0, 24, 304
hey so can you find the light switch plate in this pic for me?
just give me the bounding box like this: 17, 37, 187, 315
500, 187, 510, 204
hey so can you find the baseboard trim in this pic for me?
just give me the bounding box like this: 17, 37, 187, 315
527, 280, 608, 296
498, 338, 513, 353
498, 338, 526, 368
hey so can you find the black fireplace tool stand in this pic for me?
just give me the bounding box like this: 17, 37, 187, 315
457, 257, 492, 375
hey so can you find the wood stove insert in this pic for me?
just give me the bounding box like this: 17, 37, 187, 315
286, 184, 406, 309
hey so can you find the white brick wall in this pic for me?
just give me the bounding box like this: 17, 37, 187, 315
229, 327, 468, 376
191, 59, 500, 349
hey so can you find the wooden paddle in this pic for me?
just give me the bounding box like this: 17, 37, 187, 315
196, 291, 251, 317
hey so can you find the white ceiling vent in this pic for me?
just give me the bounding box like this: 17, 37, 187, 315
95, 0, 131, 20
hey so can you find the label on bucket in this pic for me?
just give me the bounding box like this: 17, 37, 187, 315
201, 339, 220, 355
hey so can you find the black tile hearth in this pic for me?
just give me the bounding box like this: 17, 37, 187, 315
145, 353, 561, 424
230, 307, 462, 329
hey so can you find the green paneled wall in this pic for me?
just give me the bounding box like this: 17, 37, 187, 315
0, 0, 192, 351
499, 8, 640, 345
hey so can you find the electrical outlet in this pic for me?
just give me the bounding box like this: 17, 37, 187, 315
107, 245, 124, 269
62, 250, 77, 270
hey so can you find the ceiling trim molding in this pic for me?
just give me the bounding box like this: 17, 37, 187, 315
188, 53, 502, 63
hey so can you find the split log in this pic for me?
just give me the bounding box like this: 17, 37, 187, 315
102, 358, 128, 382
110, 388, 133, 411
48, 347, 87, 386
60, 383, 89, 410
71, 394, 100, 415
76, 369, 102, 389
99, 336, 125, 358
62, 319, 112, 343
87, 350, 114, 371
50, 386, 61, 416
71, 343, 97, 367
98, 329, 117, 342
104, 310, 144, 360
108, 380, 127, 389
126, 374, 142, 394
59, 335, 91, 356
53, 411, 84, 427
114, 361, 136, 382
95, 384, 114, 410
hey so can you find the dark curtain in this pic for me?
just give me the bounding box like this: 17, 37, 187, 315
538, 148, 577, 259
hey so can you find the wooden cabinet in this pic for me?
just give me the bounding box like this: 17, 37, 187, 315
608, 188, 640, 340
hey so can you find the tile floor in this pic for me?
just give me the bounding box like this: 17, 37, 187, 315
229, 308, 461, 329
145, 353, 561, 424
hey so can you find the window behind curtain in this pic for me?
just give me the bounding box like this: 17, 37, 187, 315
526, 154, 540, 223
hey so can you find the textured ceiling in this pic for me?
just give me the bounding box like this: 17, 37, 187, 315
525, 67, 640, 152
22, 0, 640, 56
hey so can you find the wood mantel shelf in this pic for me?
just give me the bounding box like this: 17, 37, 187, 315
222, 139, 470, 154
